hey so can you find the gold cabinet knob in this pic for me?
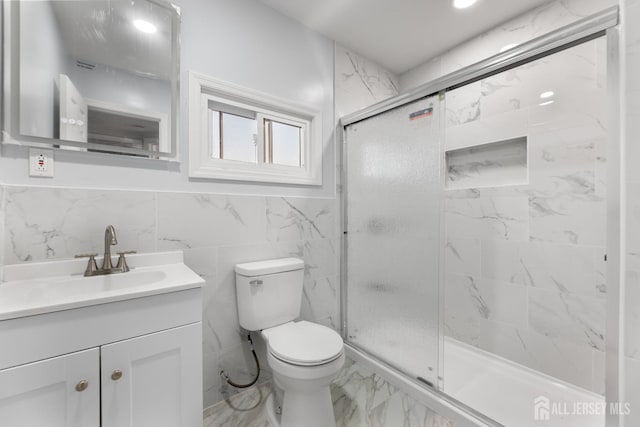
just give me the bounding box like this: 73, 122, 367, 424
111, 370, 123, 381
75, 380, 89, 392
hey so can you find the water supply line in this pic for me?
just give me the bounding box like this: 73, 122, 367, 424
220, 334, 261, 388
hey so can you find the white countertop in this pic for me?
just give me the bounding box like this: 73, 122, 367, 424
0, 251, 204, 321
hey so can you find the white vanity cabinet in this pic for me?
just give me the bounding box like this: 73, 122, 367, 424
0, 348, 100, 427
0, 252, 205, 427
0, 323, 201, 427
101, 323, 202, 427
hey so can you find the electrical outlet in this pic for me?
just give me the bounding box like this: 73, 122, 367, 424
29, 148, 54, 177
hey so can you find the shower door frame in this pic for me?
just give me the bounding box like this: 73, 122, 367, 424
339, 6, 623, 427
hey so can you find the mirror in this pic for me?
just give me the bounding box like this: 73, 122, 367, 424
3, 0, 180, 158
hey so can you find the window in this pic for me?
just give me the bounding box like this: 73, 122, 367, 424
188, 72, 322, 185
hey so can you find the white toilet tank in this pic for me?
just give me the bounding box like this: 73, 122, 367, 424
235, 258, 305, 331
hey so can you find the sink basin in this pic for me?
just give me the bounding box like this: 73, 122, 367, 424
0, 252, 203, 321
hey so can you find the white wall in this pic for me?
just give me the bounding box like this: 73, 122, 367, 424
1, 0, 336, 199
19, 1, 68, 139
399, 0, 618, 92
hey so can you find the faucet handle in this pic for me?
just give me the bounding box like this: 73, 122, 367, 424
75, 253, 99, 276
116, 251, 136, 273
75, 253, 99, 258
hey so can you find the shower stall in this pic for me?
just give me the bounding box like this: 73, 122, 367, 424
340, 8, 619, 427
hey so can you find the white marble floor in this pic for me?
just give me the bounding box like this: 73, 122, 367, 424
203, 358, 456, 427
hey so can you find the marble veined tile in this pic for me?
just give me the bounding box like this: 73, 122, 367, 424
445, 39, 602, 132
203, 382, 272, 427
333, 359, 399, 425
528, 288, 605, 351
445, 196, 529, 241
302, 238, 339, 280
4, 186, 155, 264
301, 275, 340, 329
157, 193, 266, 250
266, 197, 336, 242
445, 80, 482, 127
445, 273, 527, 330
445, 137, 528, 190
528, 126, 601, 174
529, 184, 606, 246
203, 358, 457, 427
526, 120, 606, 246
474, 321, 598, 392
481, 240, 598, 296
444, 237, 481, 276
373, 392, 456, 427
182, 246, 218, 315
444, 107, 528, 152
335, 44, 399, 118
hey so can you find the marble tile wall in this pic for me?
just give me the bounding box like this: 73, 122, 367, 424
399, 0, 617, 91
443, 38, 608, 394
334, 42, 401, 197
335, 44, 399, 119
0, 185, 339, 409
445, 137, 528, 189
624, 0, 640, 424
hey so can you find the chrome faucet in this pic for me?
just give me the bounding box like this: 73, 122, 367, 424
75, 225, 136, 276
103, 225, 118, 270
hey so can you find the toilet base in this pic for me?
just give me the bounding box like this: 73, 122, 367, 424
266, 351, 344, 427
264, 385, 336, 427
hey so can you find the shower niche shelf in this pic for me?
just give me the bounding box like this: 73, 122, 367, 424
445, 136, 528, 190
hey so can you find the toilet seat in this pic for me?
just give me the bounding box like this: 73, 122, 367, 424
263, 321, 343, 366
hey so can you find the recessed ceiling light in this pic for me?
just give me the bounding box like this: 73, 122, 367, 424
539, 100, 555, 106
453, 0, 478, 9
500, 43, 518, 53
540, 91, 555, 99
133, 19, 157, 34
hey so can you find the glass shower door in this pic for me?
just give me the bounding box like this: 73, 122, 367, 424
344, 95, 442, 386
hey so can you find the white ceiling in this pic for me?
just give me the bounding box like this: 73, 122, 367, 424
258, 0, 551, 74
49, 0, 174, 80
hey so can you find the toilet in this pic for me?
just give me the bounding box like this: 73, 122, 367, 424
235, 258, 344, 427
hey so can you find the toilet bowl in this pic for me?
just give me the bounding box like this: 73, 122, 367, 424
261, 321, 344, 427
234, 258, 344, 427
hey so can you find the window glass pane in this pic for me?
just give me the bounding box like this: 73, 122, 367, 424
209, 110, 220, 159
269, 120, 301, 167
222, 113, 257, 163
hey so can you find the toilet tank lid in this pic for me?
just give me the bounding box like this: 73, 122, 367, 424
235, 258, 304, 277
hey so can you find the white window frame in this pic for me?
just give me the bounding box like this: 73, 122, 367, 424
188, 72, 323, 185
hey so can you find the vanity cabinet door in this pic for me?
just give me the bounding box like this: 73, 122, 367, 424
101, 322, 202, 427
0, 348, 100, 427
